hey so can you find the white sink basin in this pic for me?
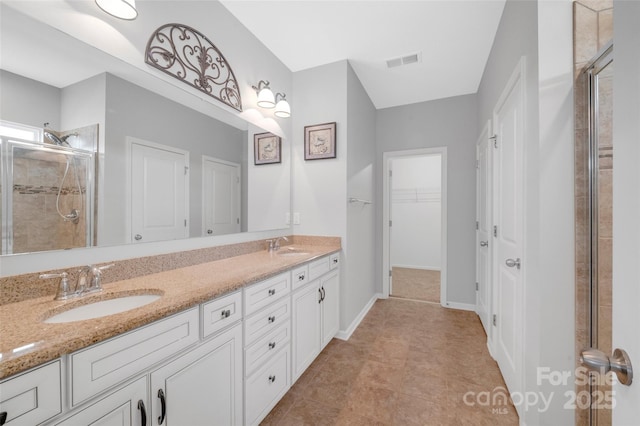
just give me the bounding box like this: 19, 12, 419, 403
44, 294, 162, 324
277, 248, 310, 256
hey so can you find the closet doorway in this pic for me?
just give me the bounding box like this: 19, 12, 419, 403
382, 148, 447, 304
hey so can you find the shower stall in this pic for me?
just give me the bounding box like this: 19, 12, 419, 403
0, 123, 96, 255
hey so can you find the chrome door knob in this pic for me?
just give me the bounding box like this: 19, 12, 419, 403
580, 348, 633, 385
505, 258, 521, 269
480, 241, 489, 247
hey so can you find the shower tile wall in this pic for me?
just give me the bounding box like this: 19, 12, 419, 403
573, 1, 612, 425
11, 155, 87, 253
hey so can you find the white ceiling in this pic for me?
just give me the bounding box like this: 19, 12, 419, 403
220, 0, 506, 109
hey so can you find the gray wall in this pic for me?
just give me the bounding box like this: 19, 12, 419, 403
346, 62, 376, 330
292, 60, 378, 332
376, 94, 478, 305
103, 73, 245, 245
0, 70, 61, 129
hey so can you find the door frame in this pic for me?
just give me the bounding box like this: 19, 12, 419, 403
475, 119, 493, 339
382, 147, 448, 305
201, 155, 241, 236
125, 136, 190, 243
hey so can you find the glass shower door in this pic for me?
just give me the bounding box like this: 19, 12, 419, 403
585, 45, 614, 426
1, 138, 94, 254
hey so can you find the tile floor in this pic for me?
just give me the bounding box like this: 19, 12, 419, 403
262, 298, 519, 425
391, 268, 441, 303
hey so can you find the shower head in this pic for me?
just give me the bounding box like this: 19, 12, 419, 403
61, 133, 78, 142
44, 130, 70, 147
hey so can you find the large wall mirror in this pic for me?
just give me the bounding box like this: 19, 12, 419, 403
0, 4, 291, 257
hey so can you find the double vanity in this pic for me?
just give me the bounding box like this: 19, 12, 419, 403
0, 238, 341, 426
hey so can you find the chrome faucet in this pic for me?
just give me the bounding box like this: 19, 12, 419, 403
39, 264, 114, 301
266, 236, 288, 252
78, 264, 114, 295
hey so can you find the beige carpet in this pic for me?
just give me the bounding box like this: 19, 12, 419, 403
391, 267, 440, 303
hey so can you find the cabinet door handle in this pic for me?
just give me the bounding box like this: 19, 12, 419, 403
137, 400, 146, 426
268, 315, 276, 323
318, 288, 323, 304
269, 341, 276, 350
0, 412, 7, 426
158, 389, 166, 425
268, 288, 276, 296
268, 375, 276, 383
321, 287, 326, 302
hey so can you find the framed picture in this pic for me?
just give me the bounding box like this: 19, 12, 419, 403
254, 132, 281, 165
304, 122, 336, 160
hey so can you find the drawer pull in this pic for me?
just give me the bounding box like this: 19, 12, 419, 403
221, 309, 231, 319
268, 288, 276, 296
268, 316, 276, 323
269, 341, 276, 350
333, 258, 338, 264
137, 400, 146, 426
268, 375, 276, 383
158, 388, 166, 425
298, 274, 305, 281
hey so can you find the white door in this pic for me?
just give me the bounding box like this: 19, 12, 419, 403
611, 10, 639, 422
291, 281, 321, 382
491, 59, 525, 407
202, 157, 240, 236
54, 377, 147, 426
320, 270, 340, 348
476, 121, 492, 336
129, 139, 188, 244
150, 324, 243, 426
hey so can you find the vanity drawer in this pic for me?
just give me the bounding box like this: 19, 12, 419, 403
0, 360, 62, 426
244, 272, 290, 316
201, 290, 242, 338
291, 265, 309, 290
245, 347, 290, 426
70, 307, 199, 407
245, 321, 291, 377
330, 253, 340, 269
244, 297, 290, 346
307, 256, 331, 281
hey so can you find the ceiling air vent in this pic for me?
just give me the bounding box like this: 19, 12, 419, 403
386, 52, 422, 68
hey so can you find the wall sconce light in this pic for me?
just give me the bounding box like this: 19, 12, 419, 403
252, 80, 275, 108
274, 93, 291, 118
95, 0, 138, 20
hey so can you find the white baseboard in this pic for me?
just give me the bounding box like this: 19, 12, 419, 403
391, 264, 441, 271
335, 292, 383, 340
442, 301, 476, 311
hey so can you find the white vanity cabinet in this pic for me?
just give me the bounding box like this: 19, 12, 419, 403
150, 323, 243, 426
243, 272, 292, 426
0, 360, 62, 426
291, 254, 340, 381
69, 308, 200, 407
53, 377, 147, 426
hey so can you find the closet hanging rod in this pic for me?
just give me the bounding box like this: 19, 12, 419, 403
348, 197, 372, 205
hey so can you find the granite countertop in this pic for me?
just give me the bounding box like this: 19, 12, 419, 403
0, 244, 340, 379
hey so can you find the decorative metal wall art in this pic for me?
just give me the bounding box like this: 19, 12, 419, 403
145, 23, 242, 112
